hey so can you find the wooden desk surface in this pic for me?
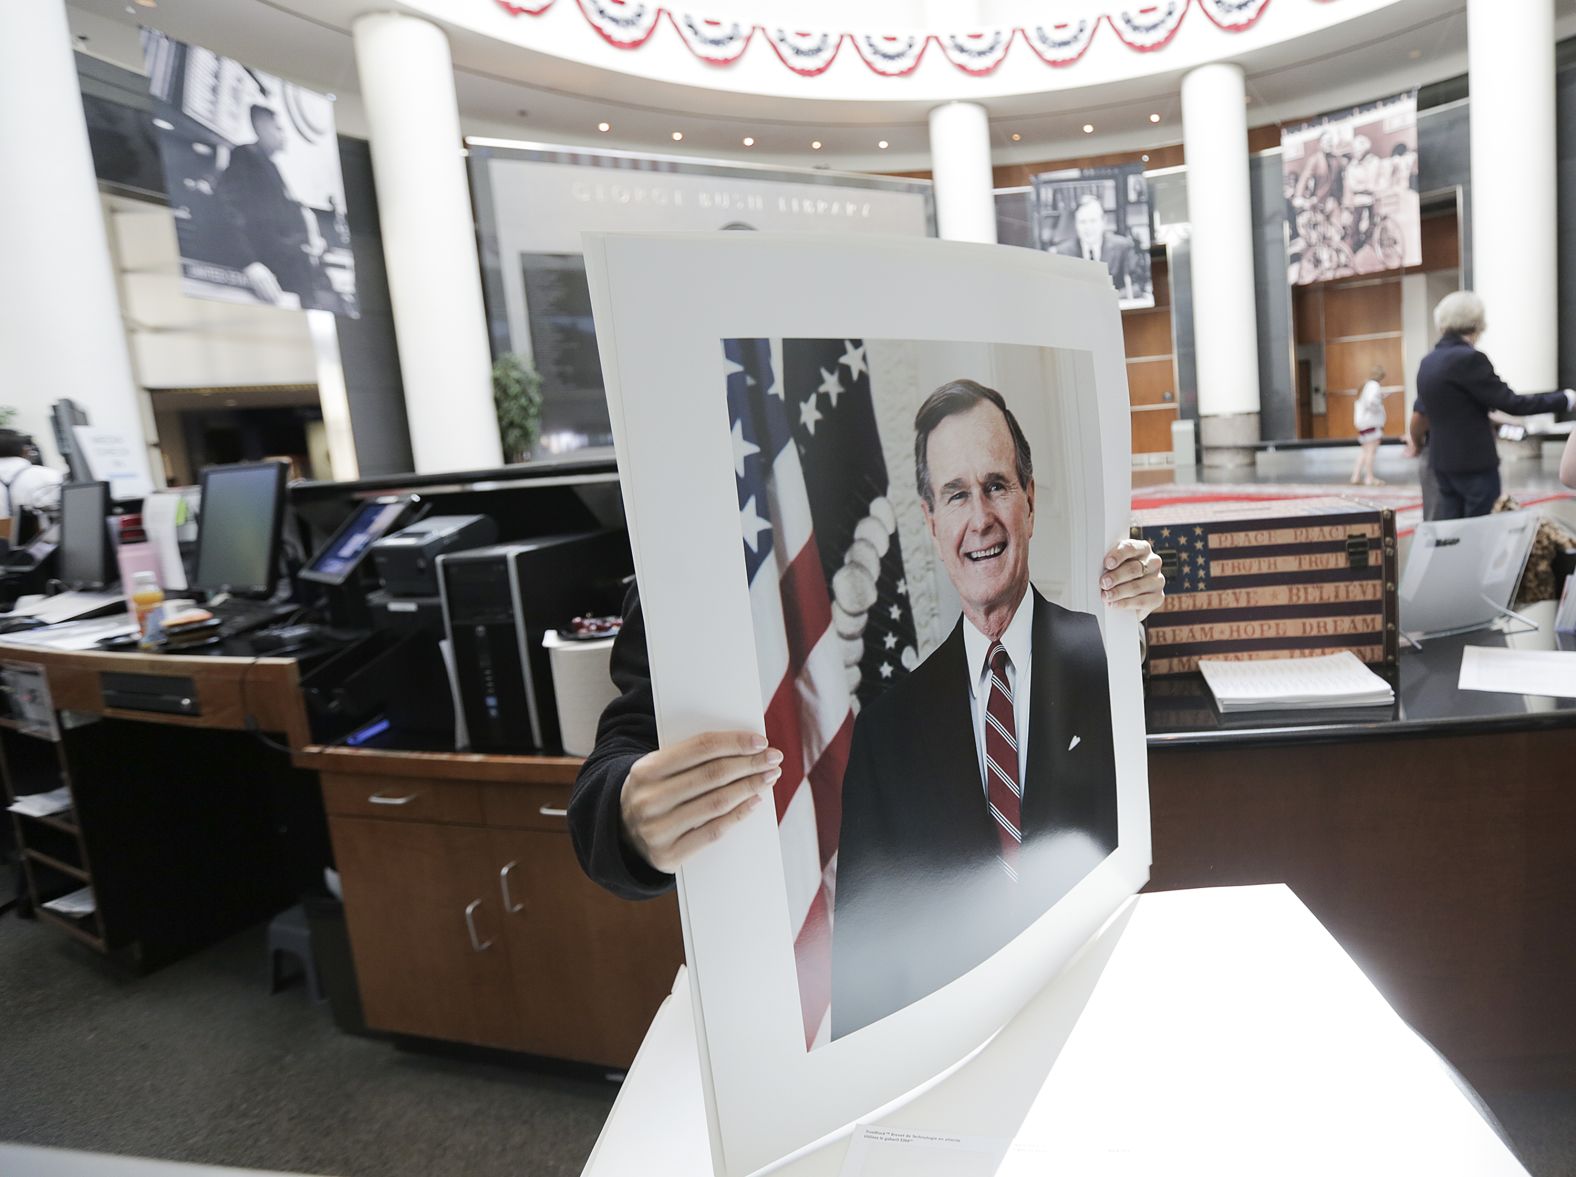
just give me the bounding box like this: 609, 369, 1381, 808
0, 638, 309, 747
292, 743, 582, 785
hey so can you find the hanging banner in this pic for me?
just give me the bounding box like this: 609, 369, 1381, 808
670, 14, 752, 63
1024, 20, 1101, 66
577, 0, 664, 47
1033, 164, 1156, 310
935, 29, 1016, 75
850, 33, 928, 77
141, 30, 358, 316
1197, 0, 1275, 28
1107, 3, 1190, 51
766, 28, 843, 75
1282, 90, 1421, 286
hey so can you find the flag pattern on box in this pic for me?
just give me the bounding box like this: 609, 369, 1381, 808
1132, 496, 1398, 677
726, 336, 917, 1048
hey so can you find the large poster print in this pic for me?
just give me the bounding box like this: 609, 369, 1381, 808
586, 233, 1149, 1177
141, 30, 359, 316
726, 338, 1120, 1048
1283, 91, 1421, 285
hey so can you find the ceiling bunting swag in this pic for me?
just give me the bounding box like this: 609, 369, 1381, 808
1024, 20, 1100, 66
935, 29, 1016, 75
671, 14, 753, 64
850, 34, 928, 77
493, 0, 1326, 76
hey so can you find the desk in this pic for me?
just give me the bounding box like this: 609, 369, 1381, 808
586, 886, 1527, 1176
0, 636, 321, 967
1145, 623, 1576, 1088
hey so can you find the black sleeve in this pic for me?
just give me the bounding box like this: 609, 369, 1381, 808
1461, 349, 1570, 417
567, 582, 675, 900
214, 151, 264, 271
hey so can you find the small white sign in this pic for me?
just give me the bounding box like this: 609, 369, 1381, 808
73, 426, 153, 501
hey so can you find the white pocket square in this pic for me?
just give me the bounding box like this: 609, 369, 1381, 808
1068, 735, 1081, 751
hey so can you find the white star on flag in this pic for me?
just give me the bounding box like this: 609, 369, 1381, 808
879, 662, 893, 679
722, 357, 755, 387
839, 340, 867, 381
739, 496, 771, 553
799, 396, 824, 435
888, 603, 901, 621
896, 578, 907, 596
882, 632, 897, 649
731, 419, 760, 478
817, 367, 844, 408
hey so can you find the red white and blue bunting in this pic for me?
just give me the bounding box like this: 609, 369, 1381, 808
495, 0, 1332, 76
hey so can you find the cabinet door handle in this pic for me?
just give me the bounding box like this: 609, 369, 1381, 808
369, 792, 417, 806
499, 860, 523, 914
538, 805, 568, 819
463, 899, 492, 952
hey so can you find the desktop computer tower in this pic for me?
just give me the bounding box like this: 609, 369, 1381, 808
439, 532, 631, 753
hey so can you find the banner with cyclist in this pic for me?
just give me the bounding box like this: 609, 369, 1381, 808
1282, 91, 1420, 286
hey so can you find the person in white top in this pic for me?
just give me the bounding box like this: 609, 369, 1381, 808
0, 431, 64, 522
1344, 365, 1396, 487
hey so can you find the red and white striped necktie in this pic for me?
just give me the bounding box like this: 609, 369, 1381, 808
983, 641, 1022, 880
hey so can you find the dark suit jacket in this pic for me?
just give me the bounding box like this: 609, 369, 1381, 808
830, 590, 1118, 1039
567, 584, 675, 901
1416, 333, 1570, 475
216, 143, 314, 295
1055, 231, 1136, 295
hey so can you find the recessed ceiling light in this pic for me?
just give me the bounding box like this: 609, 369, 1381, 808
672, 131, 684, 141
1141, 154, 1150, 162
1408, 48, 1422, 59
742, 136, 755, 146
878, 140, 889, 150
135, 0, 157, 7
1149, 113, 1161, 123
1011, 133, 1021, 142
597, 121, 610, 133
1083, 124, 1094, 134
152, 118, 174, 131
811, 140, 822, 150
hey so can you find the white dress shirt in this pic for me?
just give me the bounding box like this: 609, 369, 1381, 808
962, 583, 1033, 799
0, 458, 63, 515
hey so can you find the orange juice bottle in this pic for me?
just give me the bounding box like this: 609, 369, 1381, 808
131, 571, 164, 635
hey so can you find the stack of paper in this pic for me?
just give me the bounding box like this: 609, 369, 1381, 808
1459, 645, 1576, 699
1198, 651, 1395, 712
41, 886, 96, 918
7, 786, 72, 819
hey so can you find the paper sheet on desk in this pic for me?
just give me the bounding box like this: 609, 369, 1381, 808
838, 1127, 1008, 1177
8, 786, 72, 818
1459, 645, 1576, 699
0, 617, 137, 651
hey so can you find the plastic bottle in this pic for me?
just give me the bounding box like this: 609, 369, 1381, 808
131, 571, 165, 636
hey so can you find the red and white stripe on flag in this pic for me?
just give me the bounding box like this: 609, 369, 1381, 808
745, 348, 854, 1050
1024, 19, 1099, 66
669, 13, 753, 63
1107, 2, 1190, 51
766, 29, 844, 76
494, 0, 557, 14
935, 29, 1016, 75
577, 0, 663, 47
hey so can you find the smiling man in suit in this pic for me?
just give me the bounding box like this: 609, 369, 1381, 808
830, 378, 1122, 1039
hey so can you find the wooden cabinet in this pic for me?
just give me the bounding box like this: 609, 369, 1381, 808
311, 747, 683, 1069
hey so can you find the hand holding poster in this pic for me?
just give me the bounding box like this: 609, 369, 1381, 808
1283, 91, 1421, 285
142, 30, 359, 316
585, 232, 1150, 1176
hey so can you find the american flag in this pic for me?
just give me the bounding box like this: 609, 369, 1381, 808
726, 336, 917, 1048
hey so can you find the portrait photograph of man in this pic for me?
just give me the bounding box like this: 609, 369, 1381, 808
724, 337, 1127, 1047
1034, 165, 1154, 309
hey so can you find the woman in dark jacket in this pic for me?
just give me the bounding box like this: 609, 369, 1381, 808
1413, 291, 1575, 519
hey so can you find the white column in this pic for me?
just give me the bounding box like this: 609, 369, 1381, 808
0, 0, 155, 485
928, 102, 997, 244
352, 13, 502, 474
1181, 62, 1261, 466
1469, 0, 1556, 392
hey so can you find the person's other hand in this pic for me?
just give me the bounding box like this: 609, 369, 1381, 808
620, 730, 782, 874
243, 261, 283, 303
1101, 537, 1165, 621
1402, 436, 1419, 459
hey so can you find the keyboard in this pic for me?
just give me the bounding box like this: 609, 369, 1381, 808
205, 599, 299, 640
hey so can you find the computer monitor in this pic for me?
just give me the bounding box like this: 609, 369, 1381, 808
299, 497, 414, 587
1399, 510, 1540, 639
191, 461, 288, 597
57, 481, 112, 590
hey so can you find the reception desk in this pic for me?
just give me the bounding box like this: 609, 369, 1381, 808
1145, 622, 1576, 1089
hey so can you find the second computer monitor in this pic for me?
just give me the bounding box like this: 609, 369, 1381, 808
57, 481, 112, 590
191, 461, 288, 597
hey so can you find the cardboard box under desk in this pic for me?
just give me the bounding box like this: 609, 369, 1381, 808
1131, 496, 1399, 677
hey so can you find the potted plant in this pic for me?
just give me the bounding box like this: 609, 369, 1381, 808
492, 353, 544, 464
